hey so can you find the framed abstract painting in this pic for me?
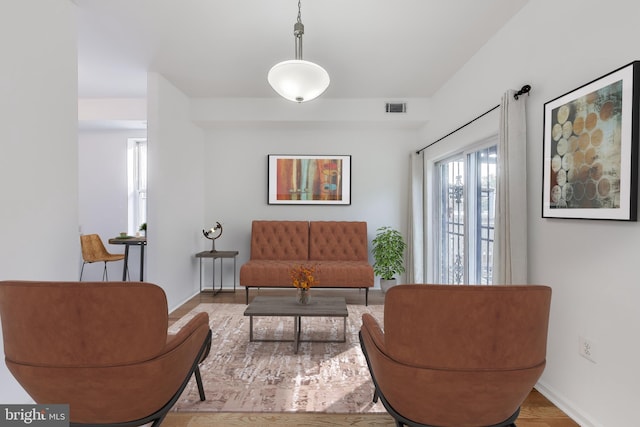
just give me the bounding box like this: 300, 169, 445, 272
268, 155, 351, 205
542, 61, 640, 220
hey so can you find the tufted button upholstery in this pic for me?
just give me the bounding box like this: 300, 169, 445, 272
309, 221, 368, 261
250, 221, 309, 261
240, 220, 374, 302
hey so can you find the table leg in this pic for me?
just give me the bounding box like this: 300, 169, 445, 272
294, 316, 301, 353
139, 243, 145, 281
233, 256, 237, 291
212, 258, 216, 294
343, 317, 347, 342
249, 316, 254, 341
219, 257, 223, 292
199, 258, 203, 292
122, 244, 130, 281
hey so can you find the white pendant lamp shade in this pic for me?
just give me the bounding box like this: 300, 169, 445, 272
268, 59, 330, 103
268, 0, 329, 103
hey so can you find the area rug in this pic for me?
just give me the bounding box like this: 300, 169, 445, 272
169, 303, 386, 414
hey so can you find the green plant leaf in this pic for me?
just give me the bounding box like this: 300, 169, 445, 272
372, 226, 406, 280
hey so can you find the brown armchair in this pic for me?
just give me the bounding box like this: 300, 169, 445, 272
360, 284, 552, 427
0, 281, 211, 427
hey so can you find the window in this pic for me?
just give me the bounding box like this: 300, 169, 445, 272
436, 142, 496, 284
127, 138, 147, 235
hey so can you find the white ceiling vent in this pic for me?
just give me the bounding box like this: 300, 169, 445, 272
385, 102, 407, 113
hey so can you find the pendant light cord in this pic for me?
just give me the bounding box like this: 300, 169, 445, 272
294, 0, 304, 60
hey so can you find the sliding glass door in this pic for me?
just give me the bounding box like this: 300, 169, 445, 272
436, 143, 497, 284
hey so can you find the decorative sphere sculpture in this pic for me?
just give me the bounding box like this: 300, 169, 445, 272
202, 222, 223, 252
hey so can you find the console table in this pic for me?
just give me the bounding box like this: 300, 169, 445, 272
195, 250, 238, 295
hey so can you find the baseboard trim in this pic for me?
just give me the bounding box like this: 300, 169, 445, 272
168, 290, 201, 314
535, 380, 599, 427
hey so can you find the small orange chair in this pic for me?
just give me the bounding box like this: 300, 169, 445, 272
80, 233, 126, 280
360, 284, 552, 427
0, 280, 211, 427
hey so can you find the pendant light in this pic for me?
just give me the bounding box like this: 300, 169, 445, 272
268, 0, 330, 103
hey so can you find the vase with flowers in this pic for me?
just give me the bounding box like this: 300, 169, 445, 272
290, 264, 318, 305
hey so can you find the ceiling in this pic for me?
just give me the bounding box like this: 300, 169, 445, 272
75, 0, 529, 100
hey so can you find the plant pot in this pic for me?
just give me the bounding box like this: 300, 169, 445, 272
380, 278, 397, 293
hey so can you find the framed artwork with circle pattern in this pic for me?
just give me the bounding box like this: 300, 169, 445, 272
543, 61, 639, 220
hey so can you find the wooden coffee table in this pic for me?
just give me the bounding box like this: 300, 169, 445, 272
243, 296, 348, 353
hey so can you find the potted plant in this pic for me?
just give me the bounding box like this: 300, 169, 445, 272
372, 226, 406, 293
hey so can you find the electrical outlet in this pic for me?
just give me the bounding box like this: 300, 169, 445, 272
578, 336, 596, 363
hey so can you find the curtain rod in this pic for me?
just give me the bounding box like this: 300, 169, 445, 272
415, 84, 531, 154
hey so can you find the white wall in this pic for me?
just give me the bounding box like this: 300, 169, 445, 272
78, 130, 146, 281
147, 73, 206, 311
425, 1, 640, 425
10, 0, 632, 422
203, 125, 420, 288
0, 0, 79, 403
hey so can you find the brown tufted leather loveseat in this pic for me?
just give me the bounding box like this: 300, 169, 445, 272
239, 220, 374, 304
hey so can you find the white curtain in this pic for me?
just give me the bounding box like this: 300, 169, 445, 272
406, 151, 425, 283
492, 90, 528, 284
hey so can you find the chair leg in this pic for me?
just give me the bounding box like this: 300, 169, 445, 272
194, 366, 206, 401
79, 262, 86, 281
101, 262, 129, 281
149, 413, 168, 427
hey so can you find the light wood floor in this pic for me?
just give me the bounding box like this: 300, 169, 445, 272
165, 288, 578, 427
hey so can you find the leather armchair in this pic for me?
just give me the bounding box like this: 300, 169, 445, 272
0, 281, 211, 427
360, 284, 552, 427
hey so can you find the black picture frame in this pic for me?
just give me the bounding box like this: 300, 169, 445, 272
542, 61, 639, 221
